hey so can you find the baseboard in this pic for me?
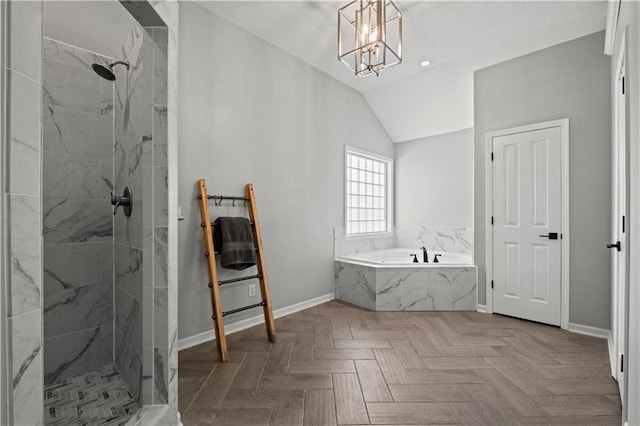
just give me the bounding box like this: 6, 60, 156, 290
568, 322, 609, 339
178, 292, 335, 351
476, 304, 487, 313
607, 332, 616, 378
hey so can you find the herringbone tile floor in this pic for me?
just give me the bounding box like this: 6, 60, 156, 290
178, 301, 621, 425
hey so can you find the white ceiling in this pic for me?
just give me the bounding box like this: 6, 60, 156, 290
198, 1, 608, 141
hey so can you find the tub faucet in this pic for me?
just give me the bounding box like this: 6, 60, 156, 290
420, 246, 429, 263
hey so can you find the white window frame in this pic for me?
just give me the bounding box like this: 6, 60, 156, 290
344, 145, 394, 238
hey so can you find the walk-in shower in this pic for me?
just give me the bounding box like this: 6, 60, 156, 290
40, 5, 170, 423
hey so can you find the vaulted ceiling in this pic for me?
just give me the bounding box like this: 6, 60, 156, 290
199, 1, 608, 142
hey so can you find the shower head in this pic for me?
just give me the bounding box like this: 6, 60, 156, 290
91, 60, 130, 81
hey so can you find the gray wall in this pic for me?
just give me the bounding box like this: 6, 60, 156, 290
395, 128, 474, 227
42, 38, 115, 385
177, 2, 394, 342
474, 31, 611, 329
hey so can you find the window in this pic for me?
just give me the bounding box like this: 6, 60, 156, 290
345, 147, 393, 236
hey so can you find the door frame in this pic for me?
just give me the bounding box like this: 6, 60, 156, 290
610, 27, 629, 414
484, 119, 570, 330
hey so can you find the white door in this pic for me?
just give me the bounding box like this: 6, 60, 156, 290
492, 126, 562, 326
611, 60, 627, 394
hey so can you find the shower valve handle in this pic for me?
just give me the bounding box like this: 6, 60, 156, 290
111, 187, 133, 217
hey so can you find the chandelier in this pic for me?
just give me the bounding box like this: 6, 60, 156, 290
338, 0, 402, 77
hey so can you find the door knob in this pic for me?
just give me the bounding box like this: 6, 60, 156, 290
607, 241, 621, 252
539, 232, 558, 240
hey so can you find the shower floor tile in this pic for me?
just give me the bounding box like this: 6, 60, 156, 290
44, 364, 139, 426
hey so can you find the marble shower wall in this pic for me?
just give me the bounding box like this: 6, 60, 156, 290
2, 1, 44, 424
113, 22, 170, 406
1, 1, 177, 424
42, 38, 115, 386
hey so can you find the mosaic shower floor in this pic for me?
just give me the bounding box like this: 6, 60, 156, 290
44, 364, 139, 426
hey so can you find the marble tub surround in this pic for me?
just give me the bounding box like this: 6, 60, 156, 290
395, 225, 473, 254
335, 261, 477, 312
42, 38, 115, 386
333, 225, 395, 258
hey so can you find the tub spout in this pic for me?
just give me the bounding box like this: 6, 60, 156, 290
420, 246, 429, 263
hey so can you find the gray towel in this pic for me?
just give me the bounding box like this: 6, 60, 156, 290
213, 217, 257, 271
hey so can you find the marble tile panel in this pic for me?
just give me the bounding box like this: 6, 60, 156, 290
115, 287, 143, 354
334, 262, 357, 306
395, 226, 473, 254
43, 151, 110, 199
43, 38, 62, 61
120, 25, 152, 107
114, 198, 143, 249
8, 0, 41, 81
10, 309, 43, 426
102, 157, 114, 195
167, 321, 178, 415
154, 167, 168, 226
115, 244, 144, 302
154, 346, 169, 404
53, 39, 111, 70
355, 268, 376, 310
8, 70, 41, 195
142, 287, 154, 406
375, 271, 403, 311
143, 227, 153, 288
143, 167, 153, 227
44, 242, 112, 292
44, 324, 113, 385
43, 58, 101, 114
153, 43, 168, 105
154, 288, 168, 347
400, 272, 430, 311
100, 78, 114, 116
334, 226, 394, 259
154, 227, 168, 287
114, 105, 152, 191
43, 198, 112, 244
44, 283, 113, 337
168, 262, 178, 325
153, 106, 168, 166
43, 105, 113, 157
8, 195, 41, 317
451, 270, 477, 311
115, 324, 143, 403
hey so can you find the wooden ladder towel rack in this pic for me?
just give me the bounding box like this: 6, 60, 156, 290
196, 179, 277, 362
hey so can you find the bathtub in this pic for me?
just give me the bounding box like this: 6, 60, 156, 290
339, 248, 472, 267
334, 248, 477, 312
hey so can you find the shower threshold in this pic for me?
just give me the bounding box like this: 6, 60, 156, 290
44, 364, 139, 425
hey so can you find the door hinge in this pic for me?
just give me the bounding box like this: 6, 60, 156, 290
621, 354, 624, 372
491, 152, 494, 161
491, 216, 494, 225
491, 280, 494, 289
622, 215, 625, 233
622, 76, 625, 95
